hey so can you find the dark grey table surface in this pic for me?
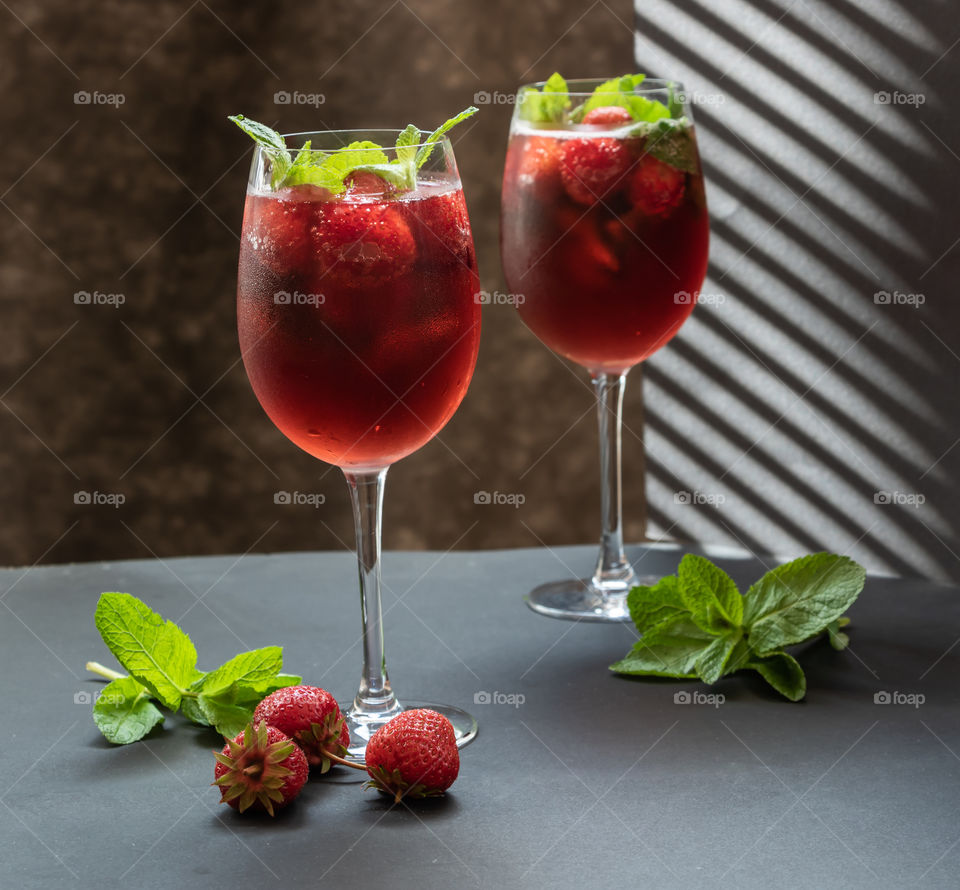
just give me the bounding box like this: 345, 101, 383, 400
2, 543, 959, 889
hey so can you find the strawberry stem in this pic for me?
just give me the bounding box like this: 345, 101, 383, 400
86, 661, 125, 681
324, 749, 367, 771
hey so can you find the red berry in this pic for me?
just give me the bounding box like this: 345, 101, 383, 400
559, 137, 631, 206
515, 135, 562, 202
310, 202, 416, 289
253, 685, 349, 772
213, 723, 308, 816
344, 170, 393, 199
582, 106, 634, 126
628, 156, 686, 215
243, 189, 318, 277
364, 709, 459, 803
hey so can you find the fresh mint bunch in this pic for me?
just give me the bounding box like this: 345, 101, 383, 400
228, 107, 478, 193
87, 592, 300, 744
611, 553, 866, 700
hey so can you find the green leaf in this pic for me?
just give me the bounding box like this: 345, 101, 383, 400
196, 674, 300, 739
416, 106, 478, 168
180, 694, 210, 727
610, 618, 716, 678
519, 73, 571, 123
395, 123, 420, 166
626, 575, 690, 633
826, 617, 850, 651
92, 676, 164, 745
748, 651, 807, 701
576, 74, 671, 124
228, 115, 291, 188
200, 647, 284, 696
743, 554, 866, 656
695, 629, 742, 684
94, 593, 201, 710
637, 118, 699, 174
677, 554, 743, 633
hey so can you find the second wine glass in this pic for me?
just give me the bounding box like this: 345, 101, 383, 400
500, 77, 710, 621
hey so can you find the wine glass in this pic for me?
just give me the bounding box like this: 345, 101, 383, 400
500, 78, 709, 621
237, 129, 481, 753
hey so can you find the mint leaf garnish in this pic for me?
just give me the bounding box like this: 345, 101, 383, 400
519, 73, 572, 123
611, 552, 866, 701
88, 594, 300, 745
743, 553, 866, 656
92, 675, 164, 745
94, 593, 201, 710
229, 109, 478, 194
635, 118, 699, 174
416, 106, 478, 167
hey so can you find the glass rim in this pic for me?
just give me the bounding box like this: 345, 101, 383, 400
517, 76, 684, 97
271, 128, 455, 152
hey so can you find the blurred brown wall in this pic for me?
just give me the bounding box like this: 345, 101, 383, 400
0, 0, 642, 565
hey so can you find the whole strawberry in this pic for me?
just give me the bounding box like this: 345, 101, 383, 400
213, 723, 308, 816
582, 105, 634, 126
364, 709, 459, 803
253, 685, 350, 772
559, 137, 632, 206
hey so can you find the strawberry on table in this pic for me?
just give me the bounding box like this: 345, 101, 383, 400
213, 723, 309, 816
253, 685, 350, 772
364, 708, 460, 803
559, 137, 631, 206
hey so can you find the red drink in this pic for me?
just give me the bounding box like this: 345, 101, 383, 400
238, 180, 481, 470
500, 123, 709, 373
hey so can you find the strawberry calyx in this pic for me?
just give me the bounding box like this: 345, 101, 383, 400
295, 712, 349, 774
212, 723, 298, 816
363, 765, 446, 804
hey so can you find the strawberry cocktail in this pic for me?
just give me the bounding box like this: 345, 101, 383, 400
500, 75, 709, 621
233, 112, 481, 753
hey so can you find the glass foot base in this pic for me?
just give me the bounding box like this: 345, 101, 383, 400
338, 700, 478, 760
525, 575, 660, 622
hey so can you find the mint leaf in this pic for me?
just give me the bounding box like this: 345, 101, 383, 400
395, 123, 421, 166
197, 674, 300, 738
610, 618, 716, 678
416, 106, 478, 168
826, 616, 851, 651
678, 554, 743, 633
92, 676, 164, 745
201, 646, 285, 696
626, 574, 690, 633
228, 115, 291, 188
94, 593, 201, 710
748, 651, 806, 701
519, 73, 571, 123
637, 118, 699, 174
695, 629, 742, 684
744, 553, 866, 656
575, 74, 670, 124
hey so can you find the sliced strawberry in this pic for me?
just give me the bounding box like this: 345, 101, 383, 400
310, 202, 416, 289
582, 106, 634, 126
559, 137, 631, 206
628, 156, 686, 215
403, 189, 474, 267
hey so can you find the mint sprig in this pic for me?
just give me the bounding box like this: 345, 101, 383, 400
519, 72, 672, 126
87, 593, 301, 744
228, 108, 478, 194
611, 553, 867, 701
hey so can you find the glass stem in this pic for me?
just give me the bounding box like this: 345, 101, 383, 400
343, 468, 399, 716
591, 371, 635, 594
